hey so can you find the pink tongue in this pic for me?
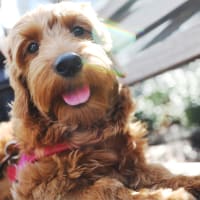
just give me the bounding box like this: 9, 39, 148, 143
62, 85, 90, 106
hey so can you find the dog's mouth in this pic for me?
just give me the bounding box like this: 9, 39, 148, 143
62, 84, 90, 106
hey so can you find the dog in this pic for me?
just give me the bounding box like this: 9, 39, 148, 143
1, 1, 200, 199
0, 122, 14, 200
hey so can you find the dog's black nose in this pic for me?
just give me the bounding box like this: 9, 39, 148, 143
53, 52, 82, 77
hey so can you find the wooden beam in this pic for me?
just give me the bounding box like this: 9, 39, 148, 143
120, 0, 188, 34
120, 23, 200, 85
137, 0, 200, 40
142, 0, 200, 49
109, 0, 137, 21
98, 1, 129, 19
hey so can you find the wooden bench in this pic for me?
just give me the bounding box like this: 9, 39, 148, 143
97, 0, 200, 85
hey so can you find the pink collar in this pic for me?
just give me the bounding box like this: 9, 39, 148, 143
7, 142, 72, 182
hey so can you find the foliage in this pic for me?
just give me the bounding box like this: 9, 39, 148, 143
132, 59, 200, 131
185, 103, 200, 126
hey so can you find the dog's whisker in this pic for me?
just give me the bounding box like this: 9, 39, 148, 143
83, 58, 125, 78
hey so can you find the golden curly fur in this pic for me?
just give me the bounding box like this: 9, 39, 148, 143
1, 2, 200, 200
0, 122, 13, 200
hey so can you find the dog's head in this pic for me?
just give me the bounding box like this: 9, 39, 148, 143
5, 2, 119, 124
4, 2, 134, 148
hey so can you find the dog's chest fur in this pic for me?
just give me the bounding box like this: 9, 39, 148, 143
13, 132, 145, 200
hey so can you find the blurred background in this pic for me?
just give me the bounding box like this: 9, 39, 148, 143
0, 0, 200, 174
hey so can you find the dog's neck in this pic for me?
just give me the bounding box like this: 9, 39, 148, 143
13, 86, 134, 154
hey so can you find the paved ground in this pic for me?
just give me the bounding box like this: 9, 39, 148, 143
146, 124, 200, 175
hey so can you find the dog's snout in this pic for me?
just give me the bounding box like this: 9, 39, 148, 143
53, 52, 82, 77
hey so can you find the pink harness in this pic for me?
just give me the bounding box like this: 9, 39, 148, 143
7, 142, 71, 182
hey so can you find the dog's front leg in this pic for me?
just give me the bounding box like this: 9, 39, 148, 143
134, 164, 200, 199
75, 177, 194, 200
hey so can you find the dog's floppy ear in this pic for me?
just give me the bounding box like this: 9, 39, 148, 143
2, 36, 31, 119
10, 71, 31, 119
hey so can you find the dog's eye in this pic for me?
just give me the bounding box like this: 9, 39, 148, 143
72, 26, 87, 37
27, 42, 39, 54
